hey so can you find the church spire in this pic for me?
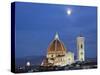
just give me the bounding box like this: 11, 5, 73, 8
54, 32, 59, 40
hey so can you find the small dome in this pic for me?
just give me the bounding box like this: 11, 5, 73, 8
48, 33, 66, 52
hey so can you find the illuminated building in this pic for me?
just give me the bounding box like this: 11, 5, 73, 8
66, 52, 74, 64
77, 35, 85, 61
41, 33, 74, 66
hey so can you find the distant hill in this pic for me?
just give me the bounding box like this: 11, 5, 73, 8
15, 55, 45, 67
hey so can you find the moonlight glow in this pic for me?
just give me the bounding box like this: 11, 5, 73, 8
67, 8, 72, 15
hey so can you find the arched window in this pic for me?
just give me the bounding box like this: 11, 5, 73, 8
81, 58, 83, 61
81, 52, 83, 55
81, 44, 83, 49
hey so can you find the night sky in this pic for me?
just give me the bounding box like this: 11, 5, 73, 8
15, 2, 97, 59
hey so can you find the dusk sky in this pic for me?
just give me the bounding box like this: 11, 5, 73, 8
15, 2, 97, 59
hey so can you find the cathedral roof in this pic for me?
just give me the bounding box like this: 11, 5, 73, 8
48, 33, 66, 52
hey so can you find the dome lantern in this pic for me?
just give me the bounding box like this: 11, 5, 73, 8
54, 32, 59, 40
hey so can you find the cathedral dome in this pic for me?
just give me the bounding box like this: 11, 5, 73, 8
48, 33, 66, 52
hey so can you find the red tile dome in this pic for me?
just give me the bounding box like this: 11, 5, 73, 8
48, 33, 66, 52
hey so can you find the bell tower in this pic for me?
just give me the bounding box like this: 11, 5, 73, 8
77, 35, 85, 61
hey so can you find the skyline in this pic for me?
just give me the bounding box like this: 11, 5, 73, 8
15, 2, 97, 59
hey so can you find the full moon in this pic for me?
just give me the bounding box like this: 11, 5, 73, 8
67, 8, 72, 15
